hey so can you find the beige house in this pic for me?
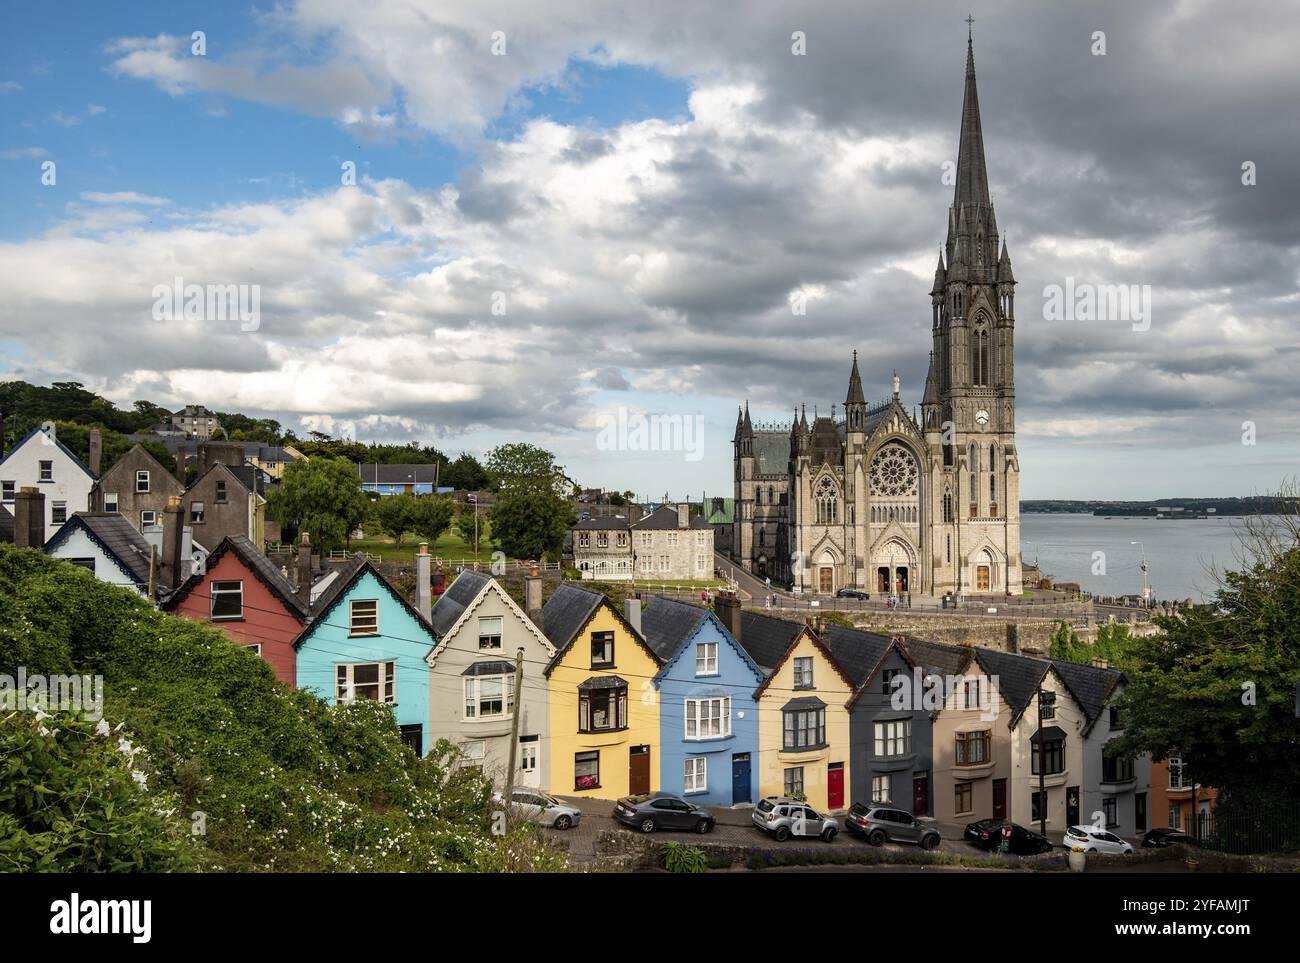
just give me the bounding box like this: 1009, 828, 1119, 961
631, 504, 714, 581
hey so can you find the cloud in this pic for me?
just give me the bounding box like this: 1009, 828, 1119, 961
0, 147, 47, 160
80, 191, 171, 206
0, 81, 22, 94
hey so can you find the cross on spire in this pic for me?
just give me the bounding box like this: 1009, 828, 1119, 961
966, 13, 974, 42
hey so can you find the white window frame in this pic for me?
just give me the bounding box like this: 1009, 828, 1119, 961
349, 599, 379, 635
871, 774, 890, 803
695, 642, 718, 676
189, 500, 205, 523
39, 460, 53, 482
793, 656, 814, 688
141, 509, 156, 526
210, 580, 244, 621
477, 616, 503, 650
135, 470, 150, 493
1, 480, 14, 503
103, 491, 119, 513
874, 718, 912, 757
244, 643, 262, 656
51, 501, 67, 525
684, 757, 707, 794
459, 740, 486, 769
463, 674, 514, 721
685, 696, 730, 739
336, 661, 395, 704
519, 741, 538, 773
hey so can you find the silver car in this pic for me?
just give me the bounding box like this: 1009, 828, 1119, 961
752, 796, 839, 842
493, 789, 582, 830
849, 805, 941, 849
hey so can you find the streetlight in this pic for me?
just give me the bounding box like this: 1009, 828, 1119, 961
1130, 541, 1149, 607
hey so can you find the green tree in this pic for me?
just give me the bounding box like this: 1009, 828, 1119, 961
489, 488, 574, 561
486, 442, 569, 495
410, 496, 454, 545
443, 452, 489, 491
452, 505, 479, 546
1112, 506, 1300, 802
265, 456, 369, 551
370, 493, 426, 545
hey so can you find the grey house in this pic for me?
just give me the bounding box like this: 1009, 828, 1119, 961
425, 571, 555, 788
824, 624, 936, 816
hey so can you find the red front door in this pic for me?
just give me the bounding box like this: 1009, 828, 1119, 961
827, 763, 844, 810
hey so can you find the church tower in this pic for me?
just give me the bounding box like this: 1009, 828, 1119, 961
923, 23, 1022, 596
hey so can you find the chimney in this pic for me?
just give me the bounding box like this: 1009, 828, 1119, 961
623, 596, 642, 636
175, 443, 188, 484
713, 589, 741, 642
88, 428, 102, 477
162, 496, 184, 590
416, 542, 432, 622
41, 420, 55, 441
297, 532, 312, 606
524, 563, 544, 624
677, 502, 690, 528
13, 486, 46, 549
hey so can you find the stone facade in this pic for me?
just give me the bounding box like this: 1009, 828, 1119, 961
732, 36, 1021, 600
91, 444, 184, 532
571, 504, 714, 582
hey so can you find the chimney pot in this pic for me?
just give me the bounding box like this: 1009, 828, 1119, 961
14, 486, 46, 549
416, 543, 432, 621
524, 569, 544, 625
623, 597, 642, 636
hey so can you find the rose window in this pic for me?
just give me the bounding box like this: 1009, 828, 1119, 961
869, 444, 918, 497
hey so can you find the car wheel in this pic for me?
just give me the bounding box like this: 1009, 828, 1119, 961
774, 826, 791, 842
821, 827, 837, 843
1122, 848, 1133, 855
868, 829, 886, 846
695, 819, 712, 835
553, 815, 572, 831
639, 817, 656, 833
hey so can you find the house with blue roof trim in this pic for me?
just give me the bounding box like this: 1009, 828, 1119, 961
640, 595, 765, 806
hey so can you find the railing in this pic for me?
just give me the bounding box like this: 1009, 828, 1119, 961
1199, 807, 1300, 855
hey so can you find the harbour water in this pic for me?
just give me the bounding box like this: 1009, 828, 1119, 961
1019, 513, 1260, 603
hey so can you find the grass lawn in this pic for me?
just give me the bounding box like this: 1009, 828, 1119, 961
349, 529, 495, 564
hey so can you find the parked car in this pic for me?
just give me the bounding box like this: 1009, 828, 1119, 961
751, 796, 839, 842
845, 804, 941, 849
613, 793, 715, 834
963, 818, 1053, 855
491, 789, 582, 830
1065, 824, 1133, 855
1142, 827, 1200, 849
835, 588, 870, 600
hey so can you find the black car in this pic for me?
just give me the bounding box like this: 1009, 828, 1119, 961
1142, 827, 1200, 849
835, 588, 870, 600
613, 793, 715, 834
964, 818, 1054, 855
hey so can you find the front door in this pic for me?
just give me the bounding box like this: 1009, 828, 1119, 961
1135, 792, 1147, 832
629, 745, 651, 795
732, 753, 752, 805
976, 565, 990, 591
819, 566, 833, 594
895, 567, 908, 593
1066, 786, 1080, 826
877, 567, 890, 593
518, 735, 540, 788
756, 558, 767, 578
912, 774, 929, 816
992, 778, 1007, 819
827, 762, 844, 810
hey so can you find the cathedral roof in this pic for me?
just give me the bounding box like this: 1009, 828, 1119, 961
810, 416, 842, 465
752, 431, 791, 475
845, 351, 866, 405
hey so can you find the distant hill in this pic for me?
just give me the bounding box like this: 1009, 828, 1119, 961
1022, 496, 1295, 516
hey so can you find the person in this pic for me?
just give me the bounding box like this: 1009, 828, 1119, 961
701, 589, 707, 602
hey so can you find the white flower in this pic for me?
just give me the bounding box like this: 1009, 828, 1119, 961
131, 770, 148, 788
118, 737, 134, 755
95, 719, 110, 737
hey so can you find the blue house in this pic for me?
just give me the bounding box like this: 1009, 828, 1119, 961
293, 554, 437, 756
640, 596, 765, 806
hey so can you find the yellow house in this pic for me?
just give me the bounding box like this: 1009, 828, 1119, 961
722, 608, 854, 812
542, 584, 662, 800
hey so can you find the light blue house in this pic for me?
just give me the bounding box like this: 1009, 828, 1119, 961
640, 596, 765, 806
293, 554, 437, 756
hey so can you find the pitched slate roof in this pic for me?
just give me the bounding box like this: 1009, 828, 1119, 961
571, 515, 631, 531
822, 624, 896, 687
163, 534, 308, 619
903, 637, 971, 677
44, 512, 162, 590
1050, 659, 1124, 728
640, 596, 709, 662
630, 504, 709, 530
292, 553, 436, 650
972, 647, 1051, 726
736, 609, 804, 673
752, 431, 791, 475
305, 553, 370, 623
429, 570, 492, 638
541, 582, 661, 674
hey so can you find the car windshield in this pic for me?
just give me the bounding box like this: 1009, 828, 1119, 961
757, 799, 776, 814
1066, 827, 1089, 837
626, 794, 655, 804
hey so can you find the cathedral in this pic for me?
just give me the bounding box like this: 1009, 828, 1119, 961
731, 32, 1022, 598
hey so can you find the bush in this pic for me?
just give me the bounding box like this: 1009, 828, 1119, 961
662, 841, 709, 873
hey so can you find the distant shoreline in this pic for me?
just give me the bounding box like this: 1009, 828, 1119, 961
1022, 497, 1291, 517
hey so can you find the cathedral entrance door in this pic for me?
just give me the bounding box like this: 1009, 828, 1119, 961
756, 558, 767, 578
895, 567, 909, 593
976, 565, 990, 591
877, 567, 890, 594
819, 567, 834, 594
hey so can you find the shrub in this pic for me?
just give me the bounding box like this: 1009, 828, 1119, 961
662, 841, 709, 873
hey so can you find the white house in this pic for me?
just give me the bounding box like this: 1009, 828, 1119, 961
44, 512, 172, 599
0, 423, 95, 534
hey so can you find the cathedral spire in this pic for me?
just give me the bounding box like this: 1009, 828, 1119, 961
845, 349, 866, 405
954, 22, 991, 211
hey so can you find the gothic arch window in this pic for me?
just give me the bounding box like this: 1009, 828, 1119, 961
943, 486, 954, 523
969, 444, 978, 505
989, 444, 998, 504
971, 320, 990, 386
768, 485, 775, 505
815, 475, 839, 525
758, 529, 765, 547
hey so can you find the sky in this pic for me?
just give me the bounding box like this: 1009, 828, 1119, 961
1, 0, 1297, 501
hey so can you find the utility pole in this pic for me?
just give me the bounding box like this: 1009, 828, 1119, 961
1036, 683, 1047, 837
502, 646, 525, 832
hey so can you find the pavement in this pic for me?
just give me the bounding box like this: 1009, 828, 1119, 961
544, 794, 1079, 868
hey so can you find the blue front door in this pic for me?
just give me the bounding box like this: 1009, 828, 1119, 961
732, 753, 752, 804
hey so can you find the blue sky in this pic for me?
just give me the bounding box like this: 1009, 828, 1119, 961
1, 0, 1297, 501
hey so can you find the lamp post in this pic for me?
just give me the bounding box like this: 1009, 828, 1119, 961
1130, 541, 1149, 606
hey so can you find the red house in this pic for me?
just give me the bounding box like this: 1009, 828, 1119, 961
164, 534, 310, 686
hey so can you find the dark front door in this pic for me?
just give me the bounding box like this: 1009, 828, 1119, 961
1135, 792, 1147, 832
877, 567, 890, 593
912, 774, 929, 816
756, 558, 767, 578
992, 778, 1007, 819
895, 567, 909, 592
827, 762, 844, 810
732, 753, 752, 805
1066, 786, 1080, 826
629, 745, 651, 795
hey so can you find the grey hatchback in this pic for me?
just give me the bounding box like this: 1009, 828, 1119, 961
752, 797, 839, 842
846, 803, 941, 849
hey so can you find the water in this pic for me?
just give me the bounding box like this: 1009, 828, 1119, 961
1019, 514, 1258, 603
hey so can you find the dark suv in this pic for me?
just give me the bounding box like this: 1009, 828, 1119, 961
846, 804, 941, 849
613, 793, 715, 834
